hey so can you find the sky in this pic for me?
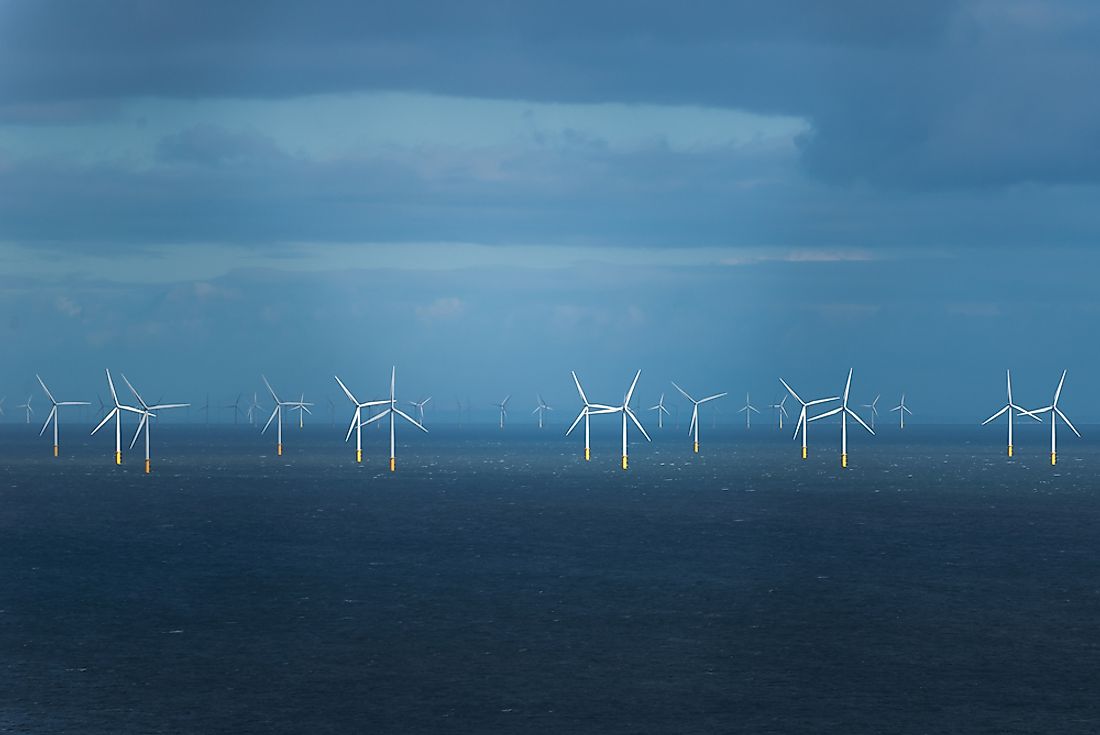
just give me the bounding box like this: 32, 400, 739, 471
2, 0, 1099, 424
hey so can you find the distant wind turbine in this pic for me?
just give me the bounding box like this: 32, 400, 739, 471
769, 395, 789, 430
566, 371, 617, 461
671, 381, 727, 453
360, 367, 428, 472
861, 394, 880, 430
779, 378, 838, 460
737, 393, 759, 429
409, 396, 432, 425
17, 396, 32, 424
261, 376, 295, 456
532, 394, 553, 428
649, 393, 670, 429
122, 374, 188, 474
890, 394, 912, 429
808, 369, 875, 468
335, 375, 389, 464
36, 374, 89, 457
609, 371, 651, 469
981, 369, 1040, 458
91, 369, 144, 465
1027, 370, 1080, 466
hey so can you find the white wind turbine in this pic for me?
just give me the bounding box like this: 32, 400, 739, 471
861, 395, 880, 430
360, 367, 427, 472
334, 375, 390, 464
608, 371, 651, 469
649, 393, 671, 429
36, 374, 89, 457
981, 369, 1040, 458
738, 393, 759, 429
769, 395, 789, 430
532, 395, 553, 428
260, 376, 296, 456
496, 395, 511, 429
246, 393, 263, 426
890, 394, 912, 429
288, 394, 314, 429
566, 371, 617, 461
671, 382, 727, 453
17, 396, 32, 424
808, 369, 875, 468
122, 375, 188, 474
409, 396, 432, 425
1027, 370, 1080, 466
779, 378, 838, 460
91, 369, 145, 465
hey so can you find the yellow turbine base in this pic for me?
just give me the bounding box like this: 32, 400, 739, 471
622, 455, 628, 470
584, 447, 590, 461
390, 457, 396, 472
842, 453, 848, 469
1051, 452, 1057, 466
694, 441, 699, 453
145, 459, 151, 474
802, 446, 807, 460
53, 445, 59, 457
1007, 445, 1013, 458
356, 449, 362, 463
115, 451, 122, 466
277, 444, 283, 456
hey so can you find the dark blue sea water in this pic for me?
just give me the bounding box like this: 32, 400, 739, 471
2, 421, 1099, 733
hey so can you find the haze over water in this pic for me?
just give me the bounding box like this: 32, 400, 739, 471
3, 423, 1099, 733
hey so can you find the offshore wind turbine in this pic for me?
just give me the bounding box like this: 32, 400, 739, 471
360, 367, 427, 472
260, 376, 296, 456
608, 370, 651, 469
409, 396, 432, 425
288, 394, 314, 429
1027, 370, 1081, 466
36, 375, 89, 457
566, 371, 617, 461
981, 369, 1040, 458
496, 395, 511, 429
737, 393, 759, 429
246, 393, 263, 426
779, 378, 838, 460
769, 395, 789, 430
649, 393, 670, 429
91, 369, 144, 465
671, 382, 727, 453
861, 395, 880, 430
808, 369, 875, 468
17, 396, 32, 424
890, 394, 912, 429
532, 395, 553, 428
122, 375, 188, 474
225, 394, 243, 424
334, 375, 389, 464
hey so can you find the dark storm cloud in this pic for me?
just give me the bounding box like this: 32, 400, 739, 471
3, 0, 1100, 188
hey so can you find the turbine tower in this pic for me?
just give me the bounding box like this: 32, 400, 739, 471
122, 374, 188, 474
532, 395, 553, 429
91, 369, 144, 465
779, 378, 838, 460
671, 382, 727, 453
17, 396, 32, 424
360, 367, 427, 471
566, 371, 616, 461
737, 393, 759, 429
496, 395, 511, 429
890, 394, 912, 429
335, 375, 389, 463
36, 374, 89, 457
808, 368, 875, 468
981, 369, 1040, 458
1027, 370, 1080, 466
649, 393, 670, 429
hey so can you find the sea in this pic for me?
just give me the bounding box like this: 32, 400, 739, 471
2, 420, 1099, 734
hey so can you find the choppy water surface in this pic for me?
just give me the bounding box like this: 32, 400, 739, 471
2, 423, 1099, 733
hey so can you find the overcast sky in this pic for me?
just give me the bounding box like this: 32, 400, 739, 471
2, 0, 1098, 423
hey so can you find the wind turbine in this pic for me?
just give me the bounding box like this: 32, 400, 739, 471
608, 370, 651, 469
246, 393, 263, 426
261, 376, 296, 456
779, 378, 838, 460
861, 395, 880, 430
36, 375, 89, 457
17, 396, 32, 424
737, 393, 759, 429
1027, 370, 1080, 466
808, 369, 875, 468
496, 395, 511, 429
91, 369, 144, 465
360, 367, 427, 472
649, 393, 670, 429
334, 375, 389, 464
0, 396, 5, 417
225, 394, 243, 424
122, 375, 188, 474
769, 395, 789, 430
409, 396, 432, 425
532, 394, 553, 428
566, 371, 617, 461
890, 394, 912, 429
671, 382, 727, 453
981, 369, 1040, 458
288, 394, 314, 429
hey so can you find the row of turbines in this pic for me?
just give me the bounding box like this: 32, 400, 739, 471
6, 368, 1077, 473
